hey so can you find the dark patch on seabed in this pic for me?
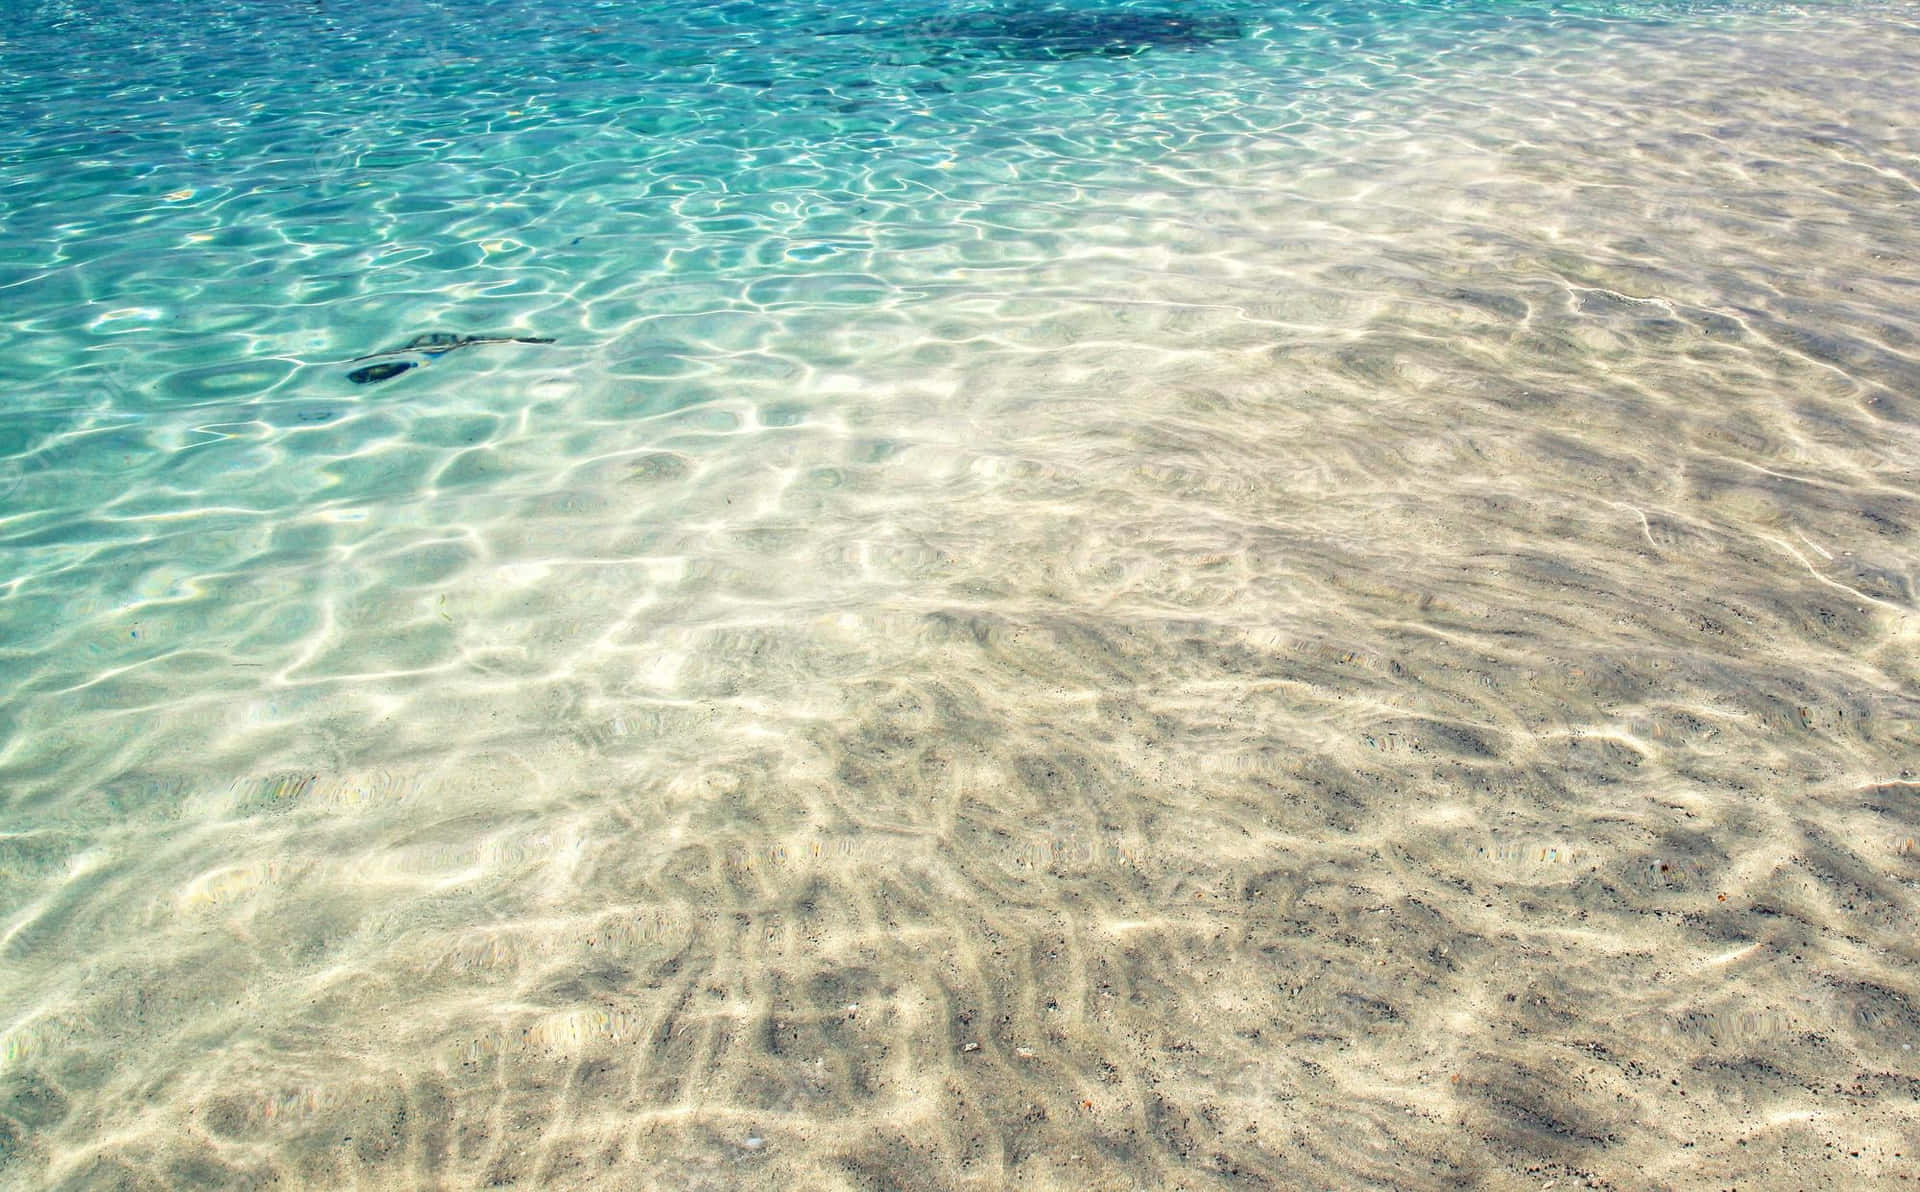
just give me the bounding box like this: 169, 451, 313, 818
836, 5, 1246, 63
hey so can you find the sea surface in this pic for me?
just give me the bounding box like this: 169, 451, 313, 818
2, 0, 1918, 1187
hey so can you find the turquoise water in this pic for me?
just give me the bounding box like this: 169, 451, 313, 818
4, 0, 1920, 1186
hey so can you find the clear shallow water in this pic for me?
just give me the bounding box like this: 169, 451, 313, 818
3, 0, 1920, 1186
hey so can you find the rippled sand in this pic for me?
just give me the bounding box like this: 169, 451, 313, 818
3, 0, 1919, 1188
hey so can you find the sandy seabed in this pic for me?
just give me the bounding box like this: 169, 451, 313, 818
2, 1, 1919, 1188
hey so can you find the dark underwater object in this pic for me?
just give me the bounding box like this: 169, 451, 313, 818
842, 6, 1245, 64
349, 332, 555, 362
347, 361, 417, 385
344, 332, 555, 384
